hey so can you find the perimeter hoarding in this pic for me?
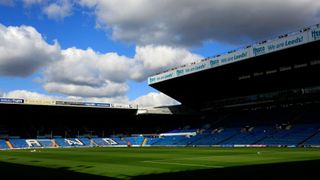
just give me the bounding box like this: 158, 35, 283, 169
24, 99, 56, 105
310, 26, 320, 41
252, 31, 309, 57
0, 98, 24, 104
55, 101, 111, 108
148, 47, 251, 84
0, 98, 137, 109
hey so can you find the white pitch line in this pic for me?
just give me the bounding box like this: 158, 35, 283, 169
142, 161, 223, 168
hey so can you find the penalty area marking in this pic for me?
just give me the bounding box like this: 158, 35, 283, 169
142, 160, 223, 168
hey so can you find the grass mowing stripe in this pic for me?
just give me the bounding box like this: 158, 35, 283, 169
142, 160, 224, 168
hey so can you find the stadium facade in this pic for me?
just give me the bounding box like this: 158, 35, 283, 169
1, 24, 320, 149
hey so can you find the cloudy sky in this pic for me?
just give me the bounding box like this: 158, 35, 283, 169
0, 0, 319, 107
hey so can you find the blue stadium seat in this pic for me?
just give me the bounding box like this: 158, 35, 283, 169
222, 127, 274, 145
10, 139, 28, 149
0, 140, 8, 149
92, 138, 126, 146
37, 139, 54, 148
55, 138, 86, 147
301, 128, 320, 146
124, 136, 144, 145
191, 128, 239, 146
78, 138, 92, 146
256, 124, 320, 146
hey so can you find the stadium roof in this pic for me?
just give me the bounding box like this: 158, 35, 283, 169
148, 24, 320, 85
149, 24, 320, 111
0, 97, 137, 110
0, 97, 198, 116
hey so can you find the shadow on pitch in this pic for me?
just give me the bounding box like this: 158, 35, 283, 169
0, 161, 119, 180
1, 159, 319, 180
131, 159, 320, 180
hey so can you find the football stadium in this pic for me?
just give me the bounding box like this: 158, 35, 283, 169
1, 24, 320, 179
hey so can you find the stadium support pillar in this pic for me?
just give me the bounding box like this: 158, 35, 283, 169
51, 140, 59, 148
6, 141, 13, 149
141, 138, 147, 147
90, 139, 98, 147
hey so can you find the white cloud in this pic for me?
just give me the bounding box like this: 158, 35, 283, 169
78, 0, 97, 8
43, 0, 73, 20
80, 0, 320, 46
22, 0, 73, 20
0, 23, 61, 76
131, 45, 202, 81
2, 90, 56, 100
133, 92, 180, 108
18, 0, 320, 45
23, 0, 44, 6
44, 47, 131, 85
0, 0, 14, 6
42, 45, 201, 97
0, 23, 198, 105
43, 81, 128, 98
19, 0, 320, 46
42, 47, 131, 97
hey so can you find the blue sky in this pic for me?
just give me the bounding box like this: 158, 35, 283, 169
0, 0, 319, 107
0, 2, 139, 97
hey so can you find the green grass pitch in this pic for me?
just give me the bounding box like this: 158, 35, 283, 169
1, 147, 320, 179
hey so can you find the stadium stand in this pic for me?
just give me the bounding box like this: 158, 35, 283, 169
150, 136, 190, 146
124, 136, 145, 146
257, 124, 320, 146
220, 126, 273, 145
304, 130, 320, 146
10, 139, 28, 149
145, 137, 161, 145
1, 104, 320, 150
36, 139, 55, 148
111, 137, 128, 145
91, 138, 113, 146
0, 140, 8, 149
78, 138, 92, 146
190, 128, 238, 146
